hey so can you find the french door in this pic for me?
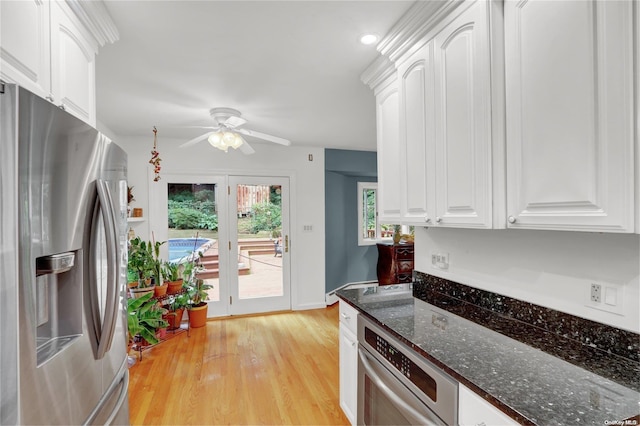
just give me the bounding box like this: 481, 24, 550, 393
163, 174, 290, 317
227, 176, 290, 315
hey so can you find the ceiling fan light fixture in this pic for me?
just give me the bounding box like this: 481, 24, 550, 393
208, 131, 244, 152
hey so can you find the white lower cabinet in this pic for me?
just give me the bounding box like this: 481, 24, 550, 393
338, 301, 358, 425
458, 384, 518, 426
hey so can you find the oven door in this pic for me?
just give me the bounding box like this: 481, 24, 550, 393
357, 347, 447, 426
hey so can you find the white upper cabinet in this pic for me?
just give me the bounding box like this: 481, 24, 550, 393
0, 0, 117, 127
376, 78, 402, 224
0, 0, 51, 98
433, 1, 493, 228
505, 0, 635, 232
50, 1, 97, 126
398, 42, 436, 225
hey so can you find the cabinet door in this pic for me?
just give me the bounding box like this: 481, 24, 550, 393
505, 0, 634, 232
0, 0, 51, 98
458, 384, 518, 426
398, 42, 436, 225
376, 80, 402, 223
50, 1, 97, 126
339, 323, 358, 425
433, 1, 493, 228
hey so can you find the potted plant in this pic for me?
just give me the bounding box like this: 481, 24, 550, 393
163, 261, 184, 295
127, 292, 168, 348
164, 292, 189, 330
128, 237, 156, 298
183, 257, 212, 328
150, 239, 167, 297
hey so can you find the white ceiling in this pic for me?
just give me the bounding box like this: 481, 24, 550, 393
96, 1, 415, 152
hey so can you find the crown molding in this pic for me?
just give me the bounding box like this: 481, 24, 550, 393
378, 0, 465, 64
65, 0, 119, 46
360, 55, 396, 92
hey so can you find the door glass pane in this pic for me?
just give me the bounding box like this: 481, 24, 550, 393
236, 184, 283, 299
167, 183, 219, 302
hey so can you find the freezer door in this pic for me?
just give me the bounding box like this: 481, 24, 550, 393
85, 361, 130, 426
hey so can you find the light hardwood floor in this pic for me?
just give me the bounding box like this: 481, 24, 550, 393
128, 304, 350, 425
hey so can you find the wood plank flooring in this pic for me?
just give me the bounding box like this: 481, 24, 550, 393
127, 304, 350, 425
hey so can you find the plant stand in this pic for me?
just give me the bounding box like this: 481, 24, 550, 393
129, 290, 190, 362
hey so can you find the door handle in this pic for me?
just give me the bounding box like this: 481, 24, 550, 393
285, 235, 289, 253
92, 179, 119, 360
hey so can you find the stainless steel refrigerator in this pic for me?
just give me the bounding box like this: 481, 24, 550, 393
0, 83, 130, 425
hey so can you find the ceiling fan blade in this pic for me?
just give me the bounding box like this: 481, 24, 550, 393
224, 116, 247, 128
181, 126, 219, 130
180, 132, 214, 148
236, 128, 291, 146
238, 137, 255, 155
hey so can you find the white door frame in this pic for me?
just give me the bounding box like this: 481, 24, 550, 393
149, 168, 295, 317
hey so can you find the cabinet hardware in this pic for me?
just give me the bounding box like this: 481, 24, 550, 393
436, 217, 442, 223
508, 216, 517, 224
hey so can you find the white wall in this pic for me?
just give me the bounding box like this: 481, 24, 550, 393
415, 227, 640, 333
118, 135, 326, 311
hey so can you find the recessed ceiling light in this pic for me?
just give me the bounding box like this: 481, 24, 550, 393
360, 34, 379, 46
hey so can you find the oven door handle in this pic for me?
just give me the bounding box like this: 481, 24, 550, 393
359, 348, 443, 426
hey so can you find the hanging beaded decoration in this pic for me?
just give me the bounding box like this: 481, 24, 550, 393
149, 126, 162, 181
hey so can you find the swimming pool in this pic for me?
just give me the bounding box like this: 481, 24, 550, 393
168, 238, 215, 263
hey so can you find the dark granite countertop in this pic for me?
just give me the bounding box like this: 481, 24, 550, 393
337, 282, 640, 425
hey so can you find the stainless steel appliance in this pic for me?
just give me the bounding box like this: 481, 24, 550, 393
0, 83, 130, 425
357, 315, 458, 425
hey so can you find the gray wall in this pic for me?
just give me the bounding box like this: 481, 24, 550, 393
325, 149, 378, 294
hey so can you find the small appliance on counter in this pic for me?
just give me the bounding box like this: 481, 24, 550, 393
0, 83, 130, 424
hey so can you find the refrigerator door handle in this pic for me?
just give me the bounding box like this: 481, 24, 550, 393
92, 179, 119, 359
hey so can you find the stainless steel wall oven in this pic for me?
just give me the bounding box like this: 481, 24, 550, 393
357, 315, 458, 425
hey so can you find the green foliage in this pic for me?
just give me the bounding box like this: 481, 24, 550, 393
168, 201, 217, 230
194, 189, 215, 202
127, 237, 155, 286
169, 190, 195, 202
249, 202, 281, 234
162, 261, 181, 282
169, 207, 202, 229
127, 292, 168, 346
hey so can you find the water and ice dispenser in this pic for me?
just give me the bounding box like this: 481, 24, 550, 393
35, 251, 83, 366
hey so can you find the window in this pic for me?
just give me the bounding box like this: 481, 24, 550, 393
357, 182, 415, 246
357, 182, 384, 246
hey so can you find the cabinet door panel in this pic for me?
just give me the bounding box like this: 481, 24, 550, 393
399, 42, 435, 224
0, 0, 50, 97
377, 82, 401, 223
434, 1, 492, 228
505, 0, 634, 232
51, 2, 97, 126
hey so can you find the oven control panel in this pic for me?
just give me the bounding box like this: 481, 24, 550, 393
365, 326, 437, 402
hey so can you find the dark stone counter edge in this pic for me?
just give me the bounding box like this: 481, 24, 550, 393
337, 296, 536, 426
413, 272, 639, 364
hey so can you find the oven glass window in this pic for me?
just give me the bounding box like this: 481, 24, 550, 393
363, 375, 412, 425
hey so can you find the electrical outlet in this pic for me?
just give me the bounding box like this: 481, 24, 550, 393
590, 283, 602, 303
590, 284, 601, 303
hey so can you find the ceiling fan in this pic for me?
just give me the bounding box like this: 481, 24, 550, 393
180, 107, 291, 155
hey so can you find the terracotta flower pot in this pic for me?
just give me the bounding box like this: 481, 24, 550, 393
166, 308, 185, 330
167, 279, 184, 295
154, 283, 168, 298
188, 303, 208, 328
